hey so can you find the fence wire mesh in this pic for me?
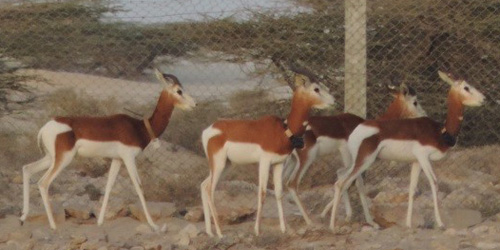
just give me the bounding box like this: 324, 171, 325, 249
1, 0, 500, 235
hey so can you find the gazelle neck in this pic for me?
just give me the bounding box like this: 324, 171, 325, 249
443, 89, 464, 137
147, 90, 176, 139
378, 95, 407, 119
286, 92, 313, 135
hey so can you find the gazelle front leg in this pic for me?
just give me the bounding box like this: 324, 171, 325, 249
255, 158, 271, 236
98, 159, 122, 226
406, 162, 421, 228
415, 154, 444, 228
273, 163, 286, 233
122, 156, 161, 232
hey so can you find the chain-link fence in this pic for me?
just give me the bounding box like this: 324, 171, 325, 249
1, 0, 500, 239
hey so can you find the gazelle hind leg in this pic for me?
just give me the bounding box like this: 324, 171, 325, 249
321, 143, 354, 219
415, 155, 444, 228
38, 150, 76, 229
206, 150, 227, 238
354, 176, 379, 228
273, 163, 286, 233
20, 155, 52, 223
338, 144, 354, 221
201, 176, 213, 236
97, 159, 122, 226
406, 162, 421, 228
255, 158, 271, 236
330, 148, 380, 230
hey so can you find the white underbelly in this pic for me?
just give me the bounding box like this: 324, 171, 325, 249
225, 141, 288, 165
377, 140, 418, 162
316, 136, 344, 156
76, 140, 140, 158
429, 148, 447, 161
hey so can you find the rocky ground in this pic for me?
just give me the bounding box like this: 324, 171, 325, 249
2, 69, 500, 249
2, 144, 500, 250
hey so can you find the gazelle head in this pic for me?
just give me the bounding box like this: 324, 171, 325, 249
438, 70, 485, 107
293, 73, 335, 109
155, 69, 197, 110
387, 81, 427, 118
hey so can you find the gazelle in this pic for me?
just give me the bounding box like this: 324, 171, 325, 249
201, 73, 335, 237
283, 82, 426, 227
20, 69, 196, 231
328, 71, 485, 230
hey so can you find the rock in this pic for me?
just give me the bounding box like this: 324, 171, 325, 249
80, 239, 104, 250
443, 209, 482, 229
25, 202, 65, 224
129, 202, 176, 223
472, 225, 490, 235
175, 224, 200, 246
476, 241, 500, 250
371, 205, 423, 228
444, 228, 457, 236
32, 228, 52, 240
11, 175, 22, 184
180, 224, 200, 238
63, 197, 96, 220
135, 224, 152, 234
70, 234, 87, 246
93, 197, 129, 221
8, 231, 31, 242
184, 207, 204, 222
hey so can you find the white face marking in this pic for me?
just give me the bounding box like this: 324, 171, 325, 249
457, 81, 485, 107
169, 85, 197, 110
304, 82, 335, 109
404, 94, 427, 117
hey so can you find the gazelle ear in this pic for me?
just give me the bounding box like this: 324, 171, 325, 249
294, 73, 310, 88
154, 68, 173, 87
386, 83, 398, 97
438, 70, 456, 86
399, 83, 409, 96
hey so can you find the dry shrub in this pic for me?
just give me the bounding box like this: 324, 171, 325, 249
163, 100, 227, 155
0, 132, 39, 173
43, 87, 121, 117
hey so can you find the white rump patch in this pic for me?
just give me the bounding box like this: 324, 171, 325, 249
201, 125, 222, 156
38, 120, 73, 156
347, 125, 380, 161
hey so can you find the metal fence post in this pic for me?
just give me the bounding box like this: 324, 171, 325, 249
344, 0, 367, 118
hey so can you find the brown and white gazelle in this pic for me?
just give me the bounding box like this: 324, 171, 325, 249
201, 73, 335, 237
328, 71, 485, 230
283, 83, 426, 227
20, 69, 196, 231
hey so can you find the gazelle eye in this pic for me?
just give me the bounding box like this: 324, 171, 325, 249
314, 88, 320, 93
464, 86, 470, 92
413, 101, 418, 106
177, 90, 183, 95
